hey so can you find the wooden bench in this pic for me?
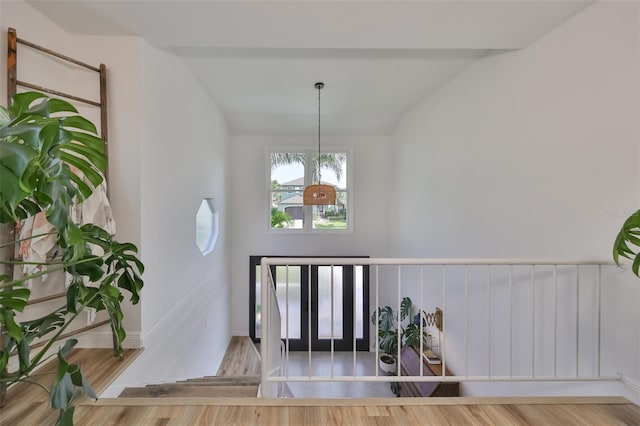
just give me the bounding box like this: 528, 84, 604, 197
398, 345, 459, 397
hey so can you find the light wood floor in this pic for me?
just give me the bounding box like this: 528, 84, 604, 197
75, 397, 640, 425
2, 347, 143, 425
2, 343, 639, 425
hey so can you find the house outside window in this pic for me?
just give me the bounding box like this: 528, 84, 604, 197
268, 149, 350, 232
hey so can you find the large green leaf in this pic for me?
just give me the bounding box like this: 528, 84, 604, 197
79, 224, 113, 248
0, 92, 106, 228
0, 124, 42, 153
70, 173, 93, 200
0, 105, 10, 126
100, 289, 126, 357
0, 287, 31, 311
17, 337, 31, 373
16, 198, 41, 217
9, 92, 48, 116
40, 122, 71, 156
0, 348, 9, 373
403, 323, 425, 348
45, 189, 71, 234
0, 141, 38, 212
59, 339, 76, 358
58, 152, 104, 187
51, 370, 74, 409
50, 339, 91, 416
400, 297, 413, 322
47, 98, 78, 115
613, 209, 640, 276
72, 256, 105, 282
21, 308, 67, 340
69, 131, 104, 153
59, 137, 105, 167
61, 116, 98, 135
62, 224, 143, 305
371, 305, 395, 331
55, 407, 75, 426
0, 165, 28, 221
379, 331, 398, 357
0, 308, 22, 341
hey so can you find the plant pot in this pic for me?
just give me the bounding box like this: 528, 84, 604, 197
379, 354, 397, 375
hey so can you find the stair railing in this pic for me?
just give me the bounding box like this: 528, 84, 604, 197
259, 258, 635, 399
259, 259, 282, 398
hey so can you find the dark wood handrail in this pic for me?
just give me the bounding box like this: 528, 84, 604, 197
16, 80, 101, 106
16, 33, 100, 72
26, 292, 66, 306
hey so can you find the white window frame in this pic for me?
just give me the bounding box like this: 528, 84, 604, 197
195, 198, 219, 255
266, 147, 353, 233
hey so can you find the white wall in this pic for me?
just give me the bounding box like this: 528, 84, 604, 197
390, 1, 639, 401
230, 135, 391, 335
138, 43, 229, 338
71, 36, 144, 339
392, 2, 638, 260
103, 42, 231, 393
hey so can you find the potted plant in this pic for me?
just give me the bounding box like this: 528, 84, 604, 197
372, 297, 425, 369
371, 302, 399, 375
0, 92, 143, 425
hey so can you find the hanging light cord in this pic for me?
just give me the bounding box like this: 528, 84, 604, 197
316, 82, 323, 185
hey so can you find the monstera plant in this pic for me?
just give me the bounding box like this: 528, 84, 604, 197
371, 296, 426, 396
613, 210, 640, 276
0, 92, 143, 425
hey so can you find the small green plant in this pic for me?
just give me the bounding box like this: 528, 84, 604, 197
0, 92, 143, 425
371, 297, 426, 396
270, 208, 292, 228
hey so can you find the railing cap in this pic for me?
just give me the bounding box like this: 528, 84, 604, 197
260, 257, 616, 266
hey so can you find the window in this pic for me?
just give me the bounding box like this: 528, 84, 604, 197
195, 198, 218, 255
269, 150, 349, 231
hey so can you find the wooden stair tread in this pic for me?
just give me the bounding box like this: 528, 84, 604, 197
169, 382, 259, 387
118, 384, 258, 398
178, 375, 259, 382
173, 378, 260, 386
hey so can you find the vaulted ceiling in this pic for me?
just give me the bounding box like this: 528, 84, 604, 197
28, 0, 593, 135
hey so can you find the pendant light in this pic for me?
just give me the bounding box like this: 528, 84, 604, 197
303, 82, 337, 205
